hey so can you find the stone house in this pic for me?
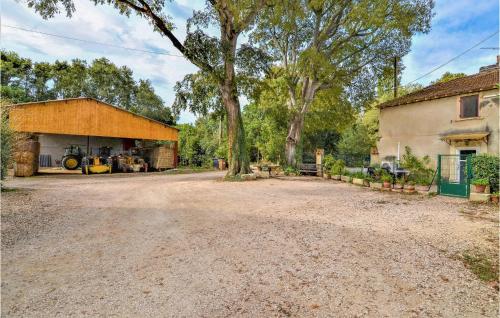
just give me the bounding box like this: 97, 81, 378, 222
373, 61, 499, 169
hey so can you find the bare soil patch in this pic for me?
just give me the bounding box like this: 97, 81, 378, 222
1, 172, 498, 317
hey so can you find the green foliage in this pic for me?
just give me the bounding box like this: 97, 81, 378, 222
342, 170, 351, 177
243, 77, 289, 163
252, 0, 434, 166
323, 154, 335, 172
1, 105, 13, 180
177, 115, 228, 167
284, 166, 299, 176
462, 252, 499, 282
430, 72, 467, 85
471, 178, 489, 186
352, 171, 366, 179
331, 159, 345, 176
471, 154, 499, 193
400, 146, 434, 185
337, 123, 375, 157
381, 174, 392, 183
371, 168, 385, 182
1, 51, 174, 125
396, 177, 406, 185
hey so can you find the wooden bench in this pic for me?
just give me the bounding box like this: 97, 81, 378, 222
299, 163, 320, 175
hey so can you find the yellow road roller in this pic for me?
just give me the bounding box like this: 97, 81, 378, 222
81, 156, 112, 175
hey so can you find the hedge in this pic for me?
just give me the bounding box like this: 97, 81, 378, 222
471, 154, 499, 193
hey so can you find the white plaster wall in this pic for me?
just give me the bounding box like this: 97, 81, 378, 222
376, 89, 499, 168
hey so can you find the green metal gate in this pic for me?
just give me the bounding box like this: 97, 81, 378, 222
437, 154, 472, 198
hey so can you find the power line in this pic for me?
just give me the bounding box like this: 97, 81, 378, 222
404, 30, 499, 85
2, 24, 185, 58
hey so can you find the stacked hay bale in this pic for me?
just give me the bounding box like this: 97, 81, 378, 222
151, 144, 175, 170
13, 134, 40, 177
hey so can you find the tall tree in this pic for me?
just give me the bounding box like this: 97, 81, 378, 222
26, 0, 268, 176
1, 51, 173, 124
52, 59, 88, 98
430, 71, 466, 85
252, 0, 434, 166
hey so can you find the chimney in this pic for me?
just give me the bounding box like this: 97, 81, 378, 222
479, 56, 499, 72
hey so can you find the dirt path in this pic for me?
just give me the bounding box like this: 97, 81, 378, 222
1, 172, 498, 317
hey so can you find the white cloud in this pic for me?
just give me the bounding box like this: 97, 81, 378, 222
401, 0, 499, 86
1, 0, 200, 122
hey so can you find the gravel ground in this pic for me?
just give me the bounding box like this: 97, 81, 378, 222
1, 171, 498, 317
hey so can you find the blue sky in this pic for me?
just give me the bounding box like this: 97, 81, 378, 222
2, 0, 499, 123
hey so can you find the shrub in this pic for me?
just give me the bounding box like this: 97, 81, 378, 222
400, 146, 434, 185
381, 172, 392, 183
284, 166, 299, 176
323, 154, 335, 173
1, 106, 13, 181
471, 154, 499, 193
352, 171, 365, 179
370, 167, 385, 182
471, 178, 489, 186
396, 177, 406, 185
331, 159, 345, 175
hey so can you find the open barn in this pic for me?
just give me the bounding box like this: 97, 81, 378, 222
8, 97, 179, 175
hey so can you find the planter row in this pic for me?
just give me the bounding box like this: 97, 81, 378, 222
329, 175, 431, 194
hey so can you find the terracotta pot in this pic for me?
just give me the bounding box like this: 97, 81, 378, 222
383, 181, 391, 188
491, 196, 499, 204
474, 184, 486, 193
405, 184, 415, 191
394, 184, 403, 190
370, 182, 382, 189
416, 185, 429, 192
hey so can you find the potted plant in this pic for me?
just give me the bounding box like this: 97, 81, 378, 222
381, 173, 392, 189
491, 192, 499, 204
369, 168, 383, 189
352, 172, 365, 186
394, 177, 405, 192
331, 159, 344, 180
415, 175, 431, 192
322, 154, 335, 179
471, 178, 489, 193
363, 175, 371, 187
341, 171, 351, 182
404, 180, 416, 193
370, 178, 382, 189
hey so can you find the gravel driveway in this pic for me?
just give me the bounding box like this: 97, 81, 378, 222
1, 171, 498, 317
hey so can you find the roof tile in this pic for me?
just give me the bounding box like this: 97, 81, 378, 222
378, 68, 499, 109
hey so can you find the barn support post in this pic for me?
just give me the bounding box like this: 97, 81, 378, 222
173, 141, 178, 168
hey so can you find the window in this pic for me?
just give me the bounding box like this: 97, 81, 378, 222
460, 95, 479, 118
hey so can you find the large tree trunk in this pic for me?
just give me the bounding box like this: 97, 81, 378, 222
285, 113, 304, 167
220, 84, 251, 176
219, 28, 251, 176
285, 78, 320, 166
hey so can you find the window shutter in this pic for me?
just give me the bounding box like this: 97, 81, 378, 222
459, 98, 464, 117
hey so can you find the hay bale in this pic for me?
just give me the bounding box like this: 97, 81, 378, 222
14, 163, 34, 177
12, 139, 40, 176
16, 152, 36, 164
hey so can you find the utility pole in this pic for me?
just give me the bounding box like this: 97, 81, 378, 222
393, 56, 398, 98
